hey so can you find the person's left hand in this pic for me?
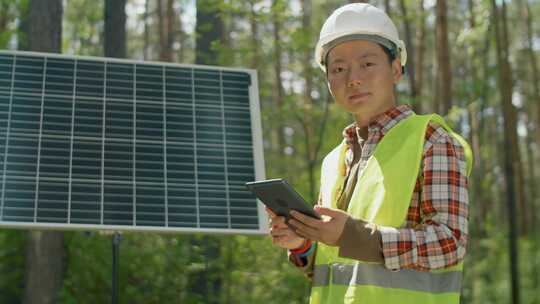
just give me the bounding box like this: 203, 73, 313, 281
287, 206, 350, 246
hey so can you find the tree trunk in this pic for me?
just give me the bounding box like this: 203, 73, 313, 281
189, 1, 224, 302
384, 0, 391, 17
248, 0, 259, 69
17, 0, 29, 51
157, 0, 174, 62
103, 3, 128, 302
300, 0, 318, 202
502, 0, 528, 235
271, 0, 285, 158
492, 0, 522, 301
22, 3, 64, 304
104, 0, 126, 59
413, 0, 425, 114
176, 5, 186, 63
0, 2, 9, 43
465, 0, 486, 227
27, 0, 62, 52
398, 0, 416, 108
143, 0, 150, 60
295, 0, 332, 202
435, 0, 452, 115
165, 0, 174, 61
195, 0, 223, 65
515, 0, 538, 232
524, 114, 537, 230
520, 2, 540, 160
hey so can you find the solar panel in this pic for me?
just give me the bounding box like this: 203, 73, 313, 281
0, 50, 266, 234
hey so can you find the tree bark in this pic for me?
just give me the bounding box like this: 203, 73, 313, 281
0, 1, 9, 38
520, 2, 540, 159
22, 4, 64, 304
248, 0, 259, 69
435, 0, 452, 115
195, 0, 223, 65
300, 0, 318, 202
515, 0, 538, 232
384, 0, 391, 17
157, 0, 173, 62
17, 0, 29, 51
165, 0, 174, 61
413, 0, 425, 114
104, 0, 126, 58
176, 5, 186, 63
27, 0, 62, 52
502, 0, 528, 235
271, 0, 285, 158
398, 0, 416, 108
143, 0, 150, 60
465, 0, 491, 230
157, 0, 176, 62
492, 1, 522, 301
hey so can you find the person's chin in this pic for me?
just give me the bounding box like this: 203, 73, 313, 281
345, 97, 372, 112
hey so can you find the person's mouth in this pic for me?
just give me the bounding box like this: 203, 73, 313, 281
348, 92, 371, 101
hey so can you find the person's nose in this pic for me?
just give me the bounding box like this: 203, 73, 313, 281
347, 65, 365, 88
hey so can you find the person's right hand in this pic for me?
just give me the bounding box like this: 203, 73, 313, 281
266, 207, 306, 250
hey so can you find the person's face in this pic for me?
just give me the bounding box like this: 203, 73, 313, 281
326, 39, 402, 120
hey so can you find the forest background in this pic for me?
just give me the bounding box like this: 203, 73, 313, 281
0, 0, 539, 303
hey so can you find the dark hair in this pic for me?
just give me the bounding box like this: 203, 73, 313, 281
379, 43, 396, 64
378, 43, 405, 74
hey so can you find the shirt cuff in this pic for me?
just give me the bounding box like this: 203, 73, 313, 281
379, 225, 417, 271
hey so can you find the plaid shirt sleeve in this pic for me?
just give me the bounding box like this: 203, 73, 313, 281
379, 122, 469, 271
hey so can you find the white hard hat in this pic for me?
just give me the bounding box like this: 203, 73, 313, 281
314, 3, 407, 72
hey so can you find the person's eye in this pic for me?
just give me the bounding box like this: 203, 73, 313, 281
363, 62, 376, 68
331, 66, 345, 74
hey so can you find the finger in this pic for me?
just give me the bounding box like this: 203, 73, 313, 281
290, 210, 321, 227
265, 207, 277, 217
270, 223, 298, 237
271, 228, 301, 245
272, 228, 299, 240
269, 216, 286, 226
288, 218, 319, 240
314, 206, 343, 218
273, 235, 299, 247
289, 225, 316, 242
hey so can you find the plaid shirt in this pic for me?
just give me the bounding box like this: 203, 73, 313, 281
289, 104, 469, 272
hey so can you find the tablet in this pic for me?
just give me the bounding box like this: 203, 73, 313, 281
245, 179, 321, 220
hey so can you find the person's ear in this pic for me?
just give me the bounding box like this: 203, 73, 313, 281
392, 59, 402, 84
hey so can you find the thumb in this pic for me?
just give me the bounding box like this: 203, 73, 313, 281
314, 206, 343, 218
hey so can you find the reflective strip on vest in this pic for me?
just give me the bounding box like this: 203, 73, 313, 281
312, 263, 462, 294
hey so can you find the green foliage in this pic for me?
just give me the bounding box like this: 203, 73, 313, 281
63, 0, 103, 56
0, 230, 25, 304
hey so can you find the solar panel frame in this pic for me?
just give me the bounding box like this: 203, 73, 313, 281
0, 50, 267, 235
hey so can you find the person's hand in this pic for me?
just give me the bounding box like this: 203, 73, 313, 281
288, 206, 349, 246
266, 207, 306, 250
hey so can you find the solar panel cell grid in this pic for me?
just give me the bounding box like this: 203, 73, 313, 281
0, 51, 264, 234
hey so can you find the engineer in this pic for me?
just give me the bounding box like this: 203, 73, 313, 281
267, 3, 473, 303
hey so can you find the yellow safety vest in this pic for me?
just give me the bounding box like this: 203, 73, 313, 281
311, 113, 473, 304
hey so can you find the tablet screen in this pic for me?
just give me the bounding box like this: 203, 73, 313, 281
245, 179, 321, 220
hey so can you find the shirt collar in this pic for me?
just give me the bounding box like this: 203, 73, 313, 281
342, 104, 414, 145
